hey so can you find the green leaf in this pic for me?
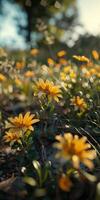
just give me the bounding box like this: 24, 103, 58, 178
23, 176, 37, 186
32, 160, 41, 170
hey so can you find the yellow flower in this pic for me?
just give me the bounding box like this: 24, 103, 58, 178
54, 133, 96, 169
30, 48, 39, 56
15, 78, 22, 86
92, 50, 99, 60
73, 55, 89, 63
47, 58, 55, 66
59, 174, 72, 192
60, 67, 77, 82
89, 68, 97, 76
60, 72, 66, 81
0, 73, 6, 82
4, 131, 21, 143
24, 71, 34, 78
63, 66, 71, 73
57, 50, 66, 57
71, 96, 87, 111
81, 68, 91, 78
34, 79, 62, 102
5, 112, 39, 133
69, 71, 76, 79
95, 66, 100, 77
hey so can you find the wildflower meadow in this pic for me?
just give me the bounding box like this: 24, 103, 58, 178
0, 0, 100, 199
0, 47, 100, 200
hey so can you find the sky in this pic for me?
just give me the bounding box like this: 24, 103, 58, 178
77, 0, 100, 35
0, 0, 100, 49
0, 0, 27, 49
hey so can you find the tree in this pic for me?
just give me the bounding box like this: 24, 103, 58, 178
0, 0, 76, 46
15, 0, 76, 43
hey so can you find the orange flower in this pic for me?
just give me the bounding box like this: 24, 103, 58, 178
59, 174, 72, 192
16, 61, 25, 69
5, 112, 39, 133
57, 50, 66, 57
30, 48, 39, 56
59, 58, 67, 65
54, 133, 96, 169
24, 71, 34, 78
55, 63, 61, 68
34, 79, 62, 102
0, 73, 6, 81
73, 55, 89, 63
92, 50, 99, 60
89, 68, 97, 76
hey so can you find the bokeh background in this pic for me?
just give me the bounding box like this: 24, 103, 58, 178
0, 0, 100, 55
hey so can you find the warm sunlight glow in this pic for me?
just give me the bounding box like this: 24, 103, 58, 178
77, 0, 100, 35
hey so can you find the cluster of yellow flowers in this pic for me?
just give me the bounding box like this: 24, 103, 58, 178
0, 49, 99, 118
4, 112, 39, 144
0, 48, 98, 195
60, 66, 77, 83
34, 79, 62, 102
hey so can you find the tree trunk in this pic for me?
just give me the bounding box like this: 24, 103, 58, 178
24, 5, 32, 44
